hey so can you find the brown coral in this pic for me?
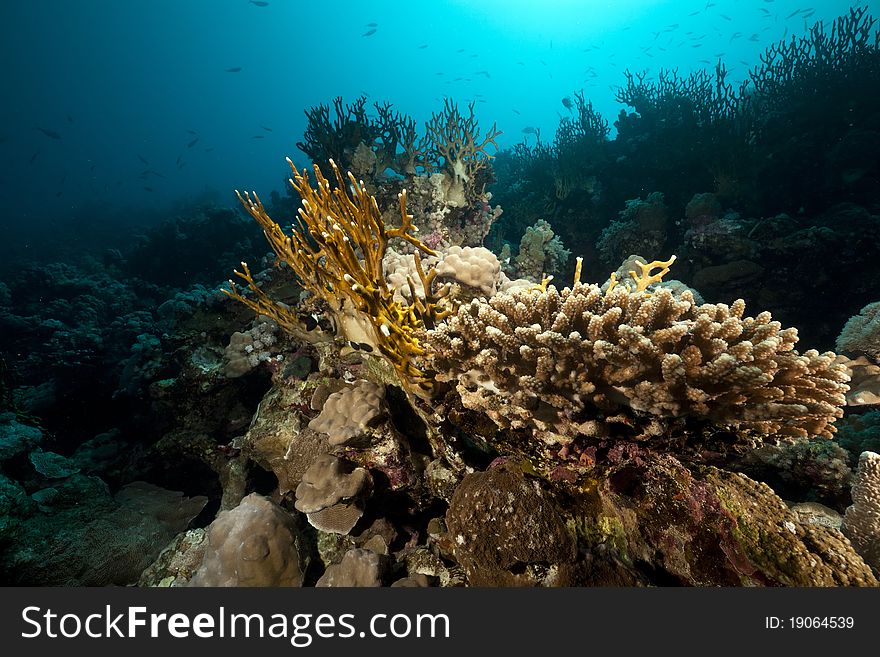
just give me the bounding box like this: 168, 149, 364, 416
426, 282, 849, 444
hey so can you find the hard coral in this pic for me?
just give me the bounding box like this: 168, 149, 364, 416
226, 159, 448, 392
426, 273, 849, 445
842, 451, 880, 573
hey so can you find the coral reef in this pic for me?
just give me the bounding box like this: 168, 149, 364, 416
842, 451, 880, 573
426, 272, 848, 448
189, 493, 306, 587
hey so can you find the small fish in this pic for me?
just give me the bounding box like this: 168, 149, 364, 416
226, 67, 242, 72
786, 9, 800, 19
561, 96, 573, 110
720, 14, 731, 21
456, 48, 465, 53
36, 127, 61, 140
521, 126, 537, 134
249, 1, 269, 6
252, 135, 264, 139
512, 109, 521, 115
143, 186, 154, 192
749, 34, 760, 41
137, 154, 149, 165
365, 22, 378, 27
187, 129, 197, 135
475, 70, 491, 78
204, 147, 215, 152
176, 155, 182, 165
362, 28, 376, 37
187, 137, 199, 148
688, 10, 700, 15
347, 341, 373, 353
67, 114, 74, 123
178, 161, 186, 169
802, 9, 815, 18
418, 44, 428, 49
56, 191, 63, 198
30, 151, 40, 164
261, 125, 272, 132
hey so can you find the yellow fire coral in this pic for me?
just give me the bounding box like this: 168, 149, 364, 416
225, 158, 446, 390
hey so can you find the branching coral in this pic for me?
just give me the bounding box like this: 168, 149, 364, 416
842, 451, 880, 572
225, 159, 448, 391
425, 259, 849, 445
425, 99, 501, 204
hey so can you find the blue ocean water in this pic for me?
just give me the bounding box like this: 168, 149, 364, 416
0, 0, 864, 238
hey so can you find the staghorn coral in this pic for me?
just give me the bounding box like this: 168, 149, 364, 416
425, 261, 849, 445
425, 99, 501, 207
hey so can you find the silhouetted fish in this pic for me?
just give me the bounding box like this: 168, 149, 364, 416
720, 14, 731, 20
187, 129, 197, 135
561, 96, 573, 111
187, 137, 199, 148
252, 135, 264, 139
261, 125, 272, 132
418, 44, 428, 49
143, 187, 154, 192
249, 1, 269, 6
36, 127, 61, 140
512, 109, 521, 115
365, 22, 378, 27
30, 151, 40, 164
137, 154, 149, 165
362, 29, 376, 37
786, 9, 800, 18
67, 114, 74, 123
204, 147, 215, 152
226, 67, 242, 72
521, 126, 537, 134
